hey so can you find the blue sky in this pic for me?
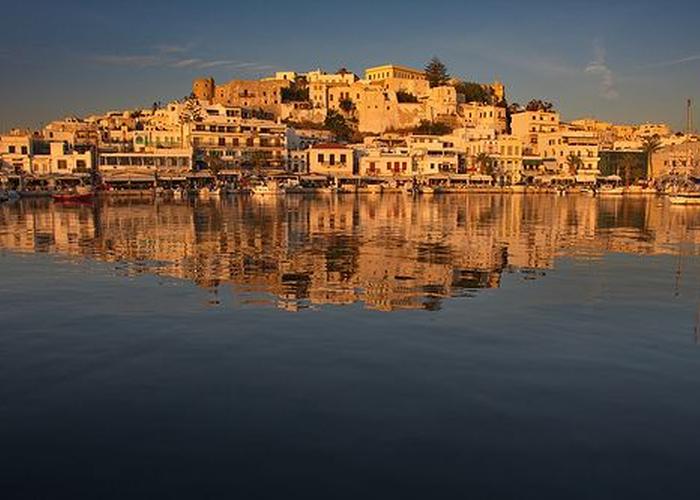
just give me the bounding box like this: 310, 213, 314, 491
1, 0, 699, 131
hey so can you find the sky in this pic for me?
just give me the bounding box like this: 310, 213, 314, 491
1, 0, 699, 131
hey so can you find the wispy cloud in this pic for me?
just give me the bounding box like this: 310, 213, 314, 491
170, 58, 203, 68
637, 54, 700, 70
90, 54, 162, 67
90, 50, 276, 74
199, 60, 238, 69
585, 41, 619, 100
154, 43, 191, 55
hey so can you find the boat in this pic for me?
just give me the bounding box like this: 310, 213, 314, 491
669, 192, 700, 205
598, 186, 625, 196
420, 186, 435, 194
52, 186, 94, 203
251, 182, 285, 196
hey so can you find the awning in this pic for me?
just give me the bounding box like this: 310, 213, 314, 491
600, 175, 622, 182
301, 174, 329, 181
575, 175, 597, 183
103, 174, 156, 182
187, 171, 214, 178
54, 175, 89, 181
468, 174, 494, 182
217, 169, 241, 176
158, 175, 187, 181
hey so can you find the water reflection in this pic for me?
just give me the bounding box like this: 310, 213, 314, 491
2, 194, 700, 311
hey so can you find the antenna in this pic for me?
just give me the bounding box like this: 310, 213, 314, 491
687, 98, 693, 135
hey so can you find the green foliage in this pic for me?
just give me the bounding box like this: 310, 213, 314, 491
474, 152, 493, 174
324, 110, 353, 142
425, 57, 450, 88
396, 90, 419, 103
281, 85, 310, 103
203, 153, 225, 175
525, 100, 555, 112
566, 153, 584, 175
413, 120, 453, 135
454, 81, 492, 104
339, 98, 354, 113
599, 151, 647, 182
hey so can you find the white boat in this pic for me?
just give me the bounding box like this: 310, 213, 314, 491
598, 186, 625, 196
669, 193, 700, 205
251, 182, 285, 195
420, 186, 435, 194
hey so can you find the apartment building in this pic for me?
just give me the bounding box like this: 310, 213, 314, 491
511, 110, 561, 154
189, 115, 287, 169
364, 65, 426, 82
308, 144, 355, 177
359, 148, 414, 177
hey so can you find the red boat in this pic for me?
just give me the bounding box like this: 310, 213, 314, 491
52, 192, 94, 203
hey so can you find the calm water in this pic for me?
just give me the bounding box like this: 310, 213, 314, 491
2, 194, 700, 498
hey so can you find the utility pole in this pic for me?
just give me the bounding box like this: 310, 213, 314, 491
687, 99, 694, 136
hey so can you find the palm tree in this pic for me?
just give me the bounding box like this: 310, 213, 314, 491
642, 135, 662, 180
474, 152, 492, 174
566, 153, 584, 176
178, 96, 203, 148
619, 154, 637, 187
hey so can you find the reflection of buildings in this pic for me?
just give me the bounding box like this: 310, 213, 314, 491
2, 195, 700, 312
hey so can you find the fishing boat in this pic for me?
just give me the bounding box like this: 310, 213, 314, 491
251, 182, 285, 196
669, 192, 700, 205
52, 186, 94, 203
598, 186, 625, 196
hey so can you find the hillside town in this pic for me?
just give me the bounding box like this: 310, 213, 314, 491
1, 59, 699, 198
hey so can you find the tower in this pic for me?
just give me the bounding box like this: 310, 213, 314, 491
192, 77, 215, 101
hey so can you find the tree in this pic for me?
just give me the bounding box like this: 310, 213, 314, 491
203, 152, 225, 175
396, 90, 419, 103
566, 153, 584, 176
454, 81, 492, 104
425, 57, 449, 88
178, 96, 203, 148
324, 110, 353, 142
642, 134, 662, 180
249, 150, 270, 177
619, 154, 637, 187
508, 102, 522, 113
339, 98, 354, 113
525, 99, 554, 112
413, 120, 453, 135
474, 152, 492, 174
281, 81, 310, 103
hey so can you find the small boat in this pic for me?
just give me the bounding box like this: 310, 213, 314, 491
420, 186, 435, 194
251, 182, 285, 196
598, 186, 625, 196
669, 193, 700, 205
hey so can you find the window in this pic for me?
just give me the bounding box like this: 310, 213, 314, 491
57, 159, 67, 170
340, 154, 346, 163
8, 146, 15, 154
329, 154, 335, 166
318, 154, 324, 163
21, 146, 27, 155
